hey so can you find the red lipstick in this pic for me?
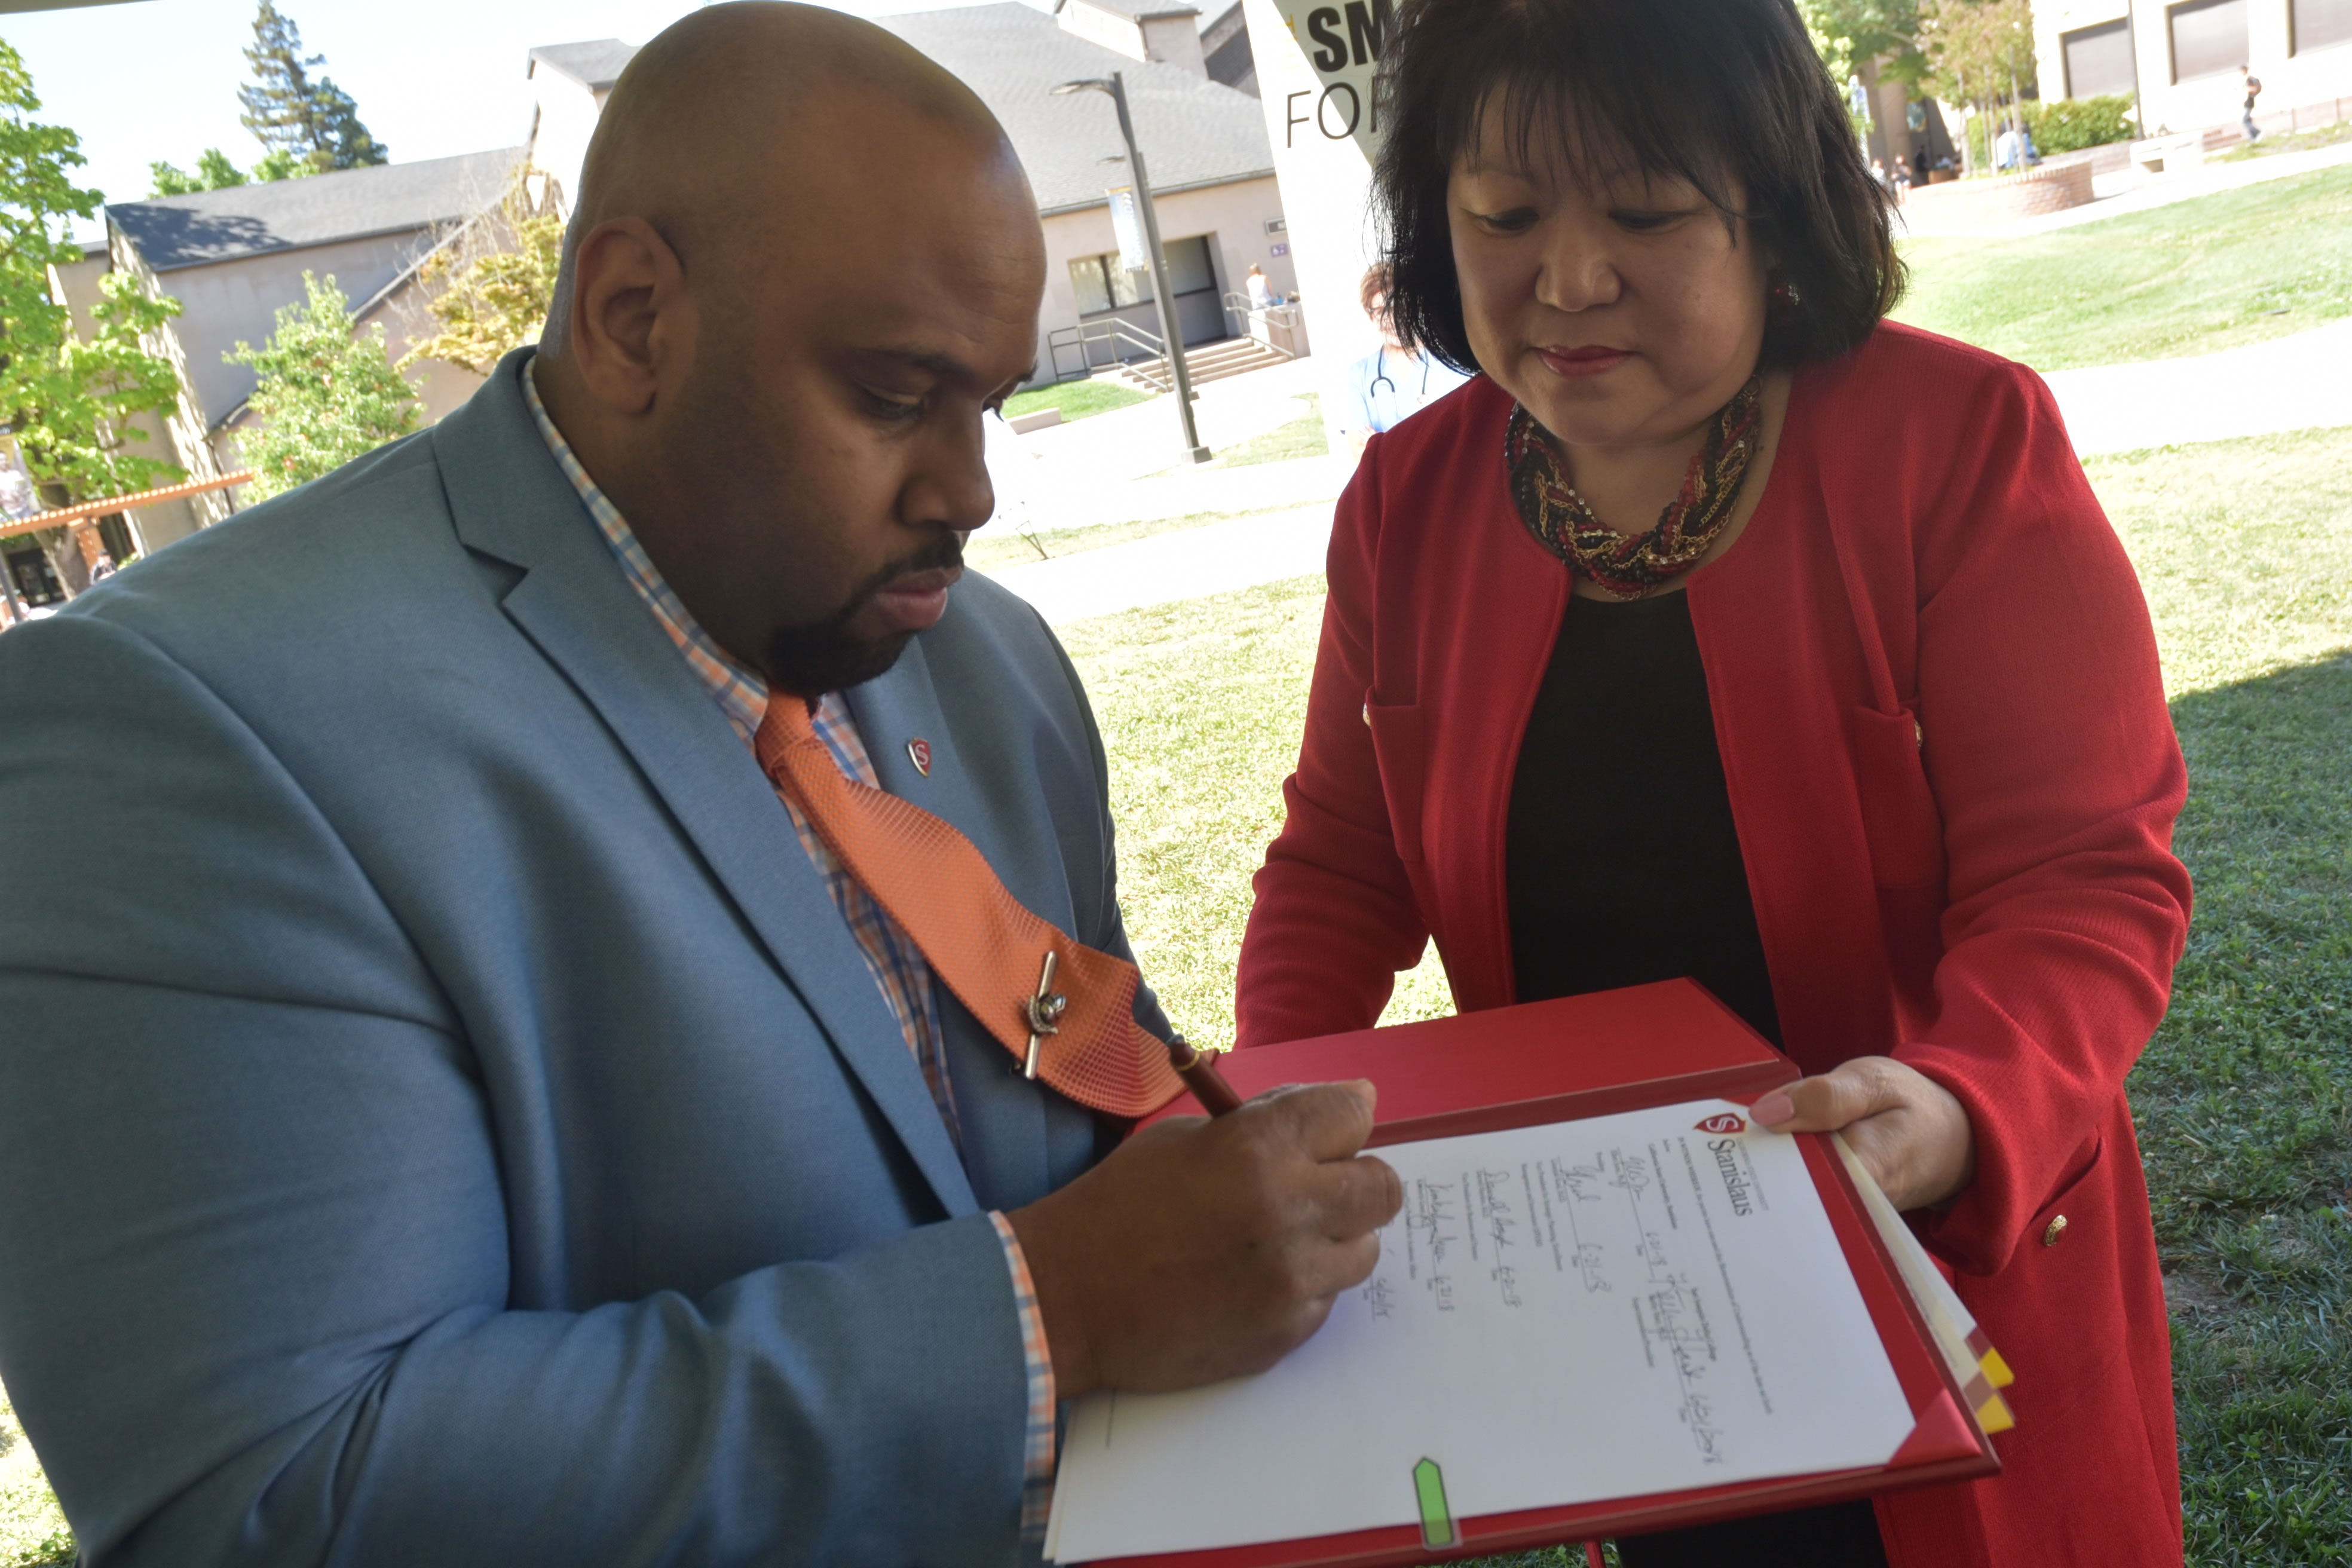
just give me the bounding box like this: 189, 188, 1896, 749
1538, 345, 1633, 379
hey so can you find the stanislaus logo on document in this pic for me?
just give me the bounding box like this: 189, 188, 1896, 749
1695, 1112, 1746, 1135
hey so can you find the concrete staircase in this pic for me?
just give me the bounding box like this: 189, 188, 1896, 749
1115, 336, 1293, 393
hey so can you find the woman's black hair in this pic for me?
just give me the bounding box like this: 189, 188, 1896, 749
1376, 0, 1903, 373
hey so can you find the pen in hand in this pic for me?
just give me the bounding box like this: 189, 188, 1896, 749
1168, 1034, 1245, 1117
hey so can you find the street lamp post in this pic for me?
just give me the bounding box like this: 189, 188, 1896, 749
2123, 1, 2146, 140
1052, 71, 1211, 464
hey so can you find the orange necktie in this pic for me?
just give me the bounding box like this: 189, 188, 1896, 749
755, 698, 1184, 1119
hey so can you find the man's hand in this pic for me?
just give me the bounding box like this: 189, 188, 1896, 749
1750, 1056, 1976, 1212
1006, 1081, 1402, 1400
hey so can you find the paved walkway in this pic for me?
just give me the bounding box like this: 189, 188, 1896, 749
2045, 316, 2352, 456
980, 314, 2352, 626
982, 503, 1336, 625
990, 357, 1341, 533
1895, 137, 2352, 241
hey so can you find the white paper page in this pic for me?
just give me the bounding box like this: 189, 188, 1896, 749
1048, 1098, 1916, 1563
1831, 1132, 1989, 1406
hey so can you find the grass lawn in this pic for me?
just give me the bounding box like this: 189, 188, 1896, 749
1002, 376, 1153, 424
2219, 121, 2352, 163
1211, 392, 1330, 468
1891, 162, 2352, 369
1064, 424, 2352, 1565
1148, 393, 1331, 477
1, 1387, 70, 1568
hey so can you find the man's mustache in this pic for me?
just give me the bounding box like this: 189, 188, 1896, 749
840, 531, 966, 617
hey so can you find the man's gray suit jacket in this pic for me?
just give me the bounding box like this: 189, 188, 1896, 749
0, 350, 1168, 1565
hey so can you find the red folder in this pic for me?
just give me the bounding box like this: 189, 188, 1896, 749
1113, 979, 1998, 1567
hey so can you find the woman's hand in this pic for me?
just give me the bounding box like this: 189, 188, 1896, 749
1750, 1056, 1976, 1212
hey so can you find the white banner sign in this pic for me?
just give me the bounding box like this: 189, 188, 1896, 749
1241, 0, 1395, 449
1105, 184, 1150, 274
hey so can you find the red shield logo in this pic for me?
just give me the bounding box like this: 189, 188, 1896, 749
1695, 1113, 1746, 1135
906, 739, 933, 776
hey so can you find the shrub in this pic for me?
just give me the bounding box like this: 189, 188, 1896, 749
2031, 94, 2136, 154
1965, 94, 2137, 171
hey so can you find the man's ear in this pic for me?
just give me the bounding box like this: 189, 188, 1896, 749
562, 216, 695, 418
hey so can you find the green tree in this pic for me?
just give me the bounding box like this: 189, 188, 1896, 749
313, 78, 385, 169
0, 38, 184, 502
236, 1, 387, 174
1798, 0, 1925, 91
253, 147, 314, 182
1918, 0, 2037, 174
400, 180, 563, 375
148, 146, 250, 196
226, 270, 419, 499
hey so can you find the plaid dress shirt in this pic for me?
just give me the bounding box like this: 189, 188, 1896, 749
525, 360, 1058, 1539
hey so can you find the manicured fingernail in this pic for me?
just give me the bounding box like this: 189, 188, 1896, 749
1750, 1091, 1794, 1127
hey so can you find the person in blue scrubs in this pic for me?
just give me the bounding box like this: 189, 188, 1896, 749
1342, 262, 1474, 451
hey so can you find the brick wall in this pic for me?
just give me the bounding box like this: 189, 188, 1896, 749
1896, 159, 2097, 227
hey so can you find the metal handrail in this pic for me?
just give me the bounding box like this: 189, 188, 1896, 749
1045, 314, 1168, 383
1221, 293, 1303, 359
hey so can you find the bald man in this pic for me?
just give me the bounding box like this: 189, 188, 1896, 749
0, 7, 1398, 1563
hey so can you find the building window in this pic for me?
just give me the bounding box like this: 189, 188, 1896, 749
1068, 236, 1219, 317
2062, 18, 2137, 97
1070, 252, 1153, 317
2169, 0, 2249, 81
2293, 0, 2352, 51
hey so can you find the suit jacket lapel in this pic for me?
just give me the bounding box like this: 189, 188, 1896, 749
846, 642, 1054, 1209
429, 351, 977, 1219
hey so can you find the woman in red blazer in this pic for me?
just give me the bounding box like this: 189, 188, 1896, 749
1235, 2, 2191, 1564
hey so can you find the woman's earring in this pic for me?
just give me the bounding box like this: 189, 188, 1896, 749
1768, 275, 1802, 309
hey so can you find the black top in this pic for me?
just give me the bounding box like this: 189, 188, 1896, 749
1504, 590, 1886, 1568
1505, 590, 1781, 1044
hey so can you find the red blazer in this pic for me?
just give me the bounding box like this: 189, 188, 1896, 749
1236, 324, 2192, 1566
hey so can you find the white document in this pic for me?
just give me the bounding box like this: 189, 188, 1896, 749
1046, 1098, 1917, 1563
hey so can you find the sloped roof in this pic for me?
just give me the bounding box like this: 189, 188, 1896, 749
1071, 0, 1201, 20
528, 39, 638, 91
526, 5, 1271, 219
877, 4, 1271, 213
108, 148, 524, 272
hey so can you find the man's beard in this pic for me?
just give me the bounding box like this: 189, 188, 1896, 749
764, 529, 965, 698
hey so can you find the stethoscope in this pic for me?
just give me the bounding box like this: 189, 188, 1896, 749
1369, 346, 1435, 398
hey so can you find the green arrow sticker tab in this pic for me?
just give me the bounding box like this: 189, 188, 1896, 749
1413, 1456, 1456, 1548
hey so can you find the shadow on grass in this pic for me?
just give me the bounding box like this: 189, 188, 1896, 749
2133, 652, 2352, 1566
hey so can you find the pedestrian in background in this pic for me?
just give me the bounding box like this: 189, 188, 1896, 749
2240, 65, 2263, 142
1340, 262, 1474, 452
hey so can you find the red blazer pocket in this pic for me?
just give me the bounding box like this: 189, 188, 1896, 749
1851, 704, 1947, 892
1364, 697, 1428, 868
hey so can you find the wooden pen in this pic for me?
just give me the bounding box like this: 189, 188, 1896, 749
1167, 1033, 1245, 1116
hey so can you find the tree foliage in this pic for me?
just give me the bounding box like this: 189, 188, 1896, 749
149, 146, 318, 197
1797, 0, 1925, 91
0, 37, 183, 504
236, 1, 387, 174
400, 182, 563, 376
1917, 0, 2038, 122
226, 270, 419, 499
149, 147, 250, 196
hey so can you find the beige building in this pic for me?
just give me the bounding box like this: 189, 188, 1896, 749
2036, 0, 2352, 134
526, 0, 1300, 388
66, 149, 520, 552
35, 0, 1293, 578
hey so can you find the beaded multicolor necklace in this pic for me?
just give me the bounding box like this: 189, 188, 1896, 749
1505, 375, 1763, 599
